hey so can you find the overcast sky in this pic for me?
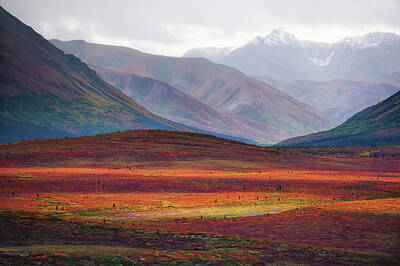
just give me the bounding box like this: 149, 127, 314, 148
1, 0, 400, 56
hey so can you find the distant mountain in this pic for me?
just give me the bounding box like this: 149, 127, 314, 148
375, 71, 400, 87
183, 29, 400, 82
0, 7, 190, 144
279, 90, 400, 147
255, 76, 399, 123
51, 39, 336, 144
182, 47, 234, 62
93, 66, 268, 142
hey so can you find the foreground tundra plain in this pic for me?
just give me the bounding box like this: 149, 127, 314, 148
0, 130, 399, 264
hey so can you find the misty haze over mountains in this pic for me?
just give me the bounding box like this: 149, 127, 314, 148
50, 26, 400, 146
184, 30, 400, 126
51, 39, 336, 144
254, 77, 399, 123
183, 29, 400, 82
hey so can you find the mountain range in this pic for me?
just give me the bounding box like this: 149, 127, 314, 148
0, 6, 191, 143
51, 39, 336, 144
280, 90, 400, 147
2, 5, 399, 147
183, 29, 400, 82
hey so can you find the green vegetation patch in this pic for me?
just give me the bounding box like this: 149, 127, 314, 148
360, 149, 380, 157
15, 174, 38, 181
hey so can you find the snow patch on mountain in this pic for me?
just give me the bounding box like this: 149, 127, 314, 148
307, 51, 335, 67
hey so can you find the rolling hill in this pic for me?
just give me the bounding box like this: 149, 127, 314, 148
51, 39, 336, 144
0, 6, 191, 144
3, 129, 397, 172
254, 76, 399, 122
279, 90, 400, 147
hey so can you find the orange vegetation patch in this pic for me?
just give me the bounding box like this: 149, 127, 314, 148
1, 167, 399, 216
329, 198, 400, 214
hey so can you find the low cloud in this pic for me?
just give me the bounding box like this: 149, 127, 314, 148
1, 0, 399, 56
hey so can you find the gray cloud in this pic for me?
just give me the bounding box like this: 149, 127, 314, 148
1, 0, 399, 56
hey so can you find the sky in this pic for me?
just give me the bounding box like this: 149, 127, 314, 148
1, 0, 400, 56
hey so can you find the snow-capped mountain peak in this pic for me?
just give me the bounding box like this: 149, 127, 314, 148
307, 51, 335, 67
182, 30, 400, 81
336, 32, 400, 49
250, 29, 299, 47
